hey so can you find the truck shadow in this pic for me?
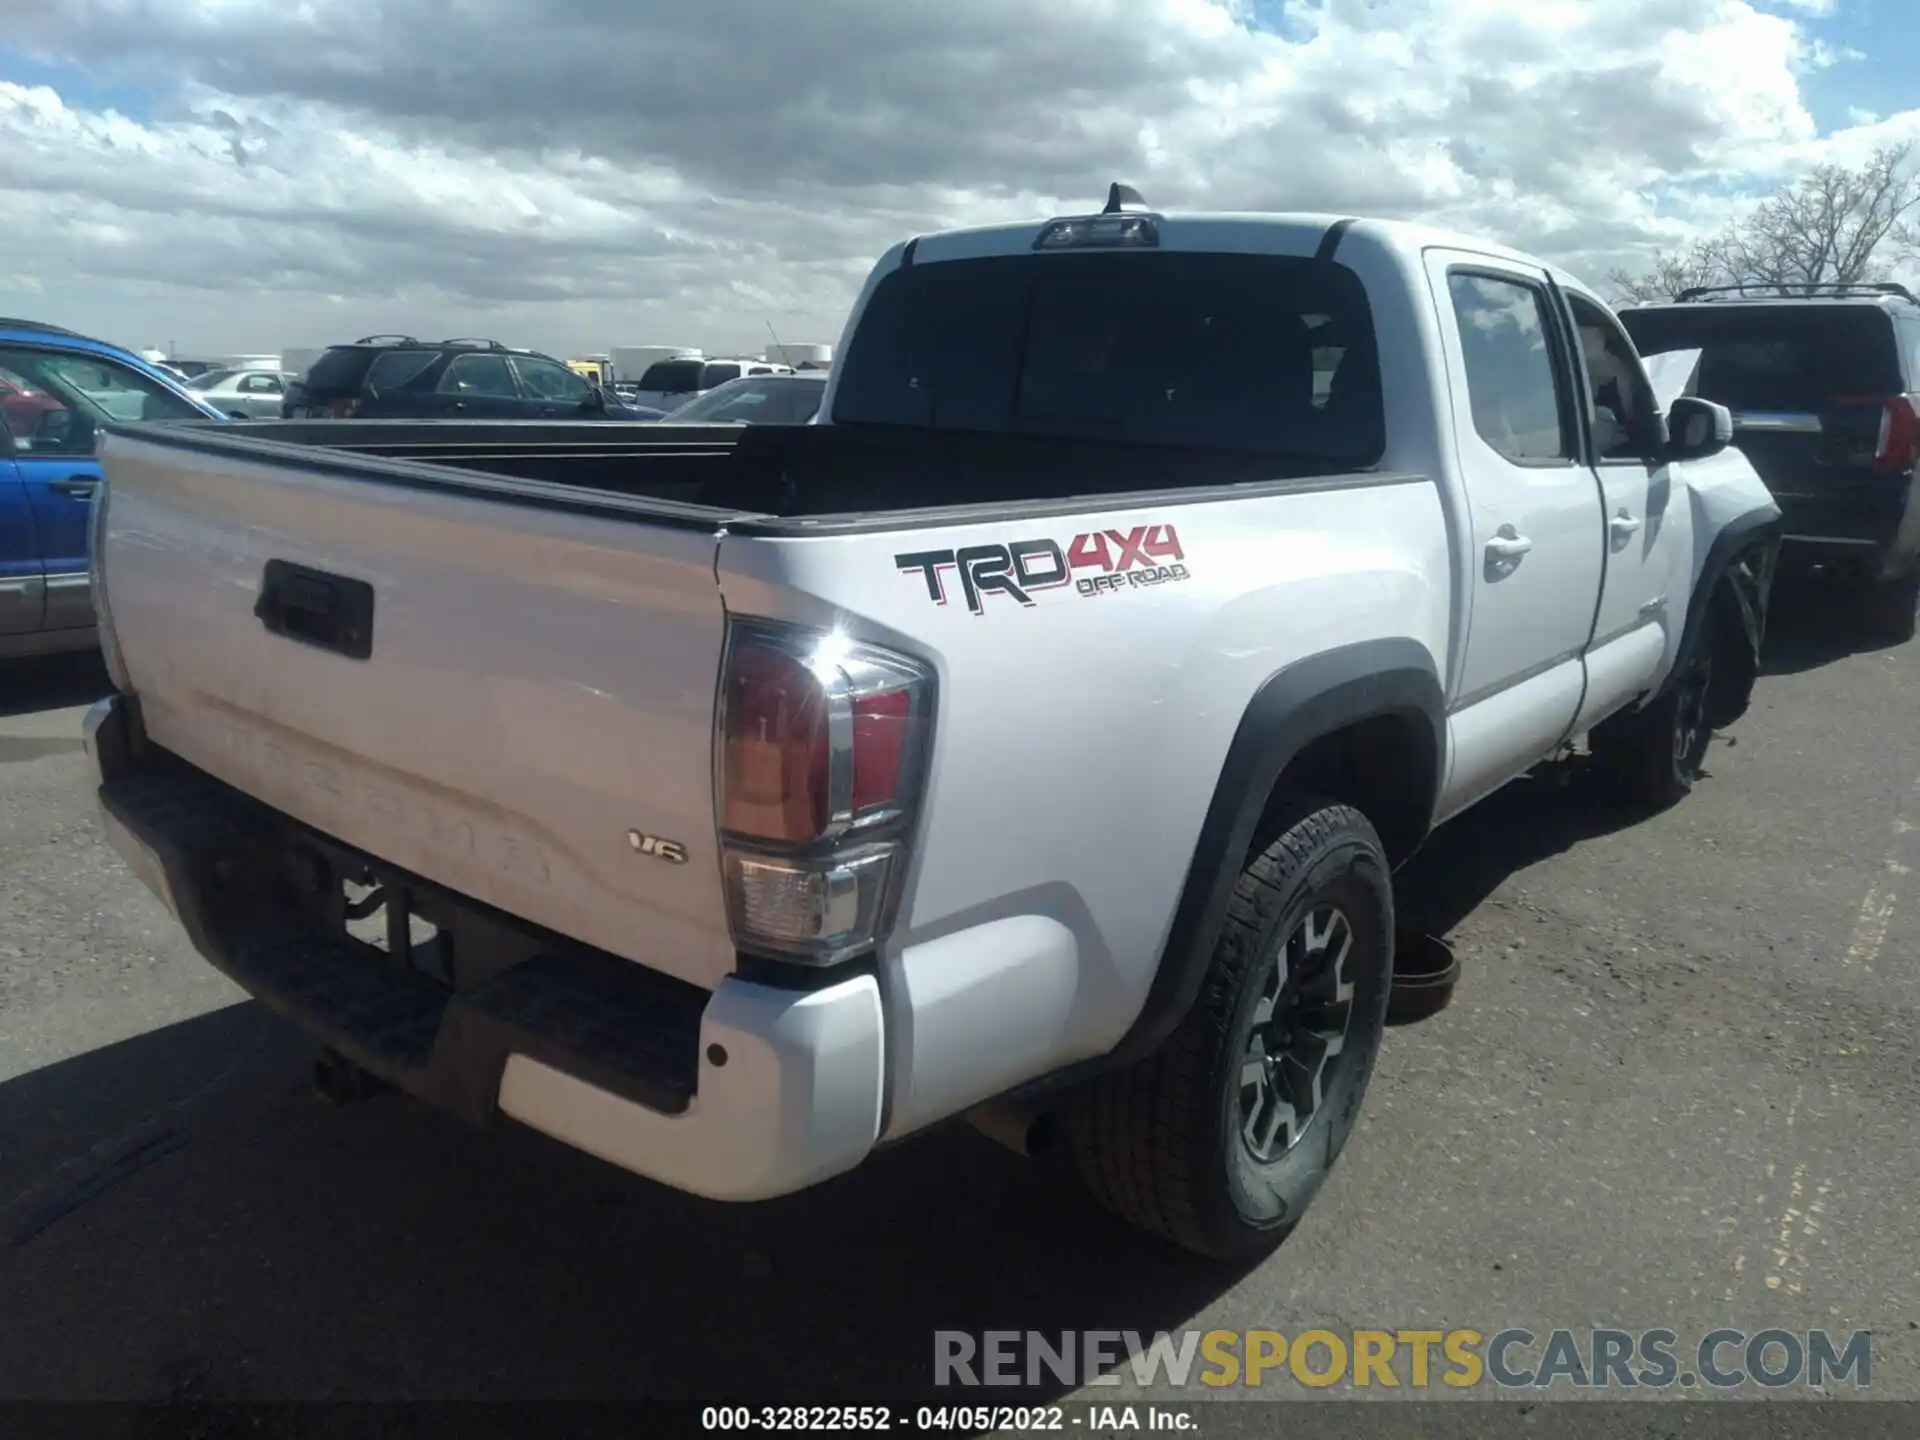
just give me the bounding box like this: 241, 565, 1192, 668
1393, 763, 1651, 942
0, 1003, 1256, 1404
1759, 573, 1911, 677
0, 651, 111, 719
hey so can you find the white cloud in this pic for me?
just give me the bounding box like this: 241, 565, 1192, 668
0, 0, 1911, 357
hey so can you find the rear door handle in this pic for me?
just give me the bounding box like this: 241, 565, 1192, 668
49, 476, 98, 497
1485, 531, 1533, 560
1611, 511, 1642, 538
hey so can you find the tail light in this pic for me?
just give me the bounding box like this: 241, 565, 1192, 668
317, 396, 360, 419
716, 618, 935, 966
1832, 394, 1919, 473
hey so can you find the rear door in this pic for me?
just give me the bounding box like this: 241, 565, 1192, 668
233, 371, 286, 417
1426, 254, 1603, 816
353, 349, 441, 418
510, 355, 597, 418
425, 353, 526, 419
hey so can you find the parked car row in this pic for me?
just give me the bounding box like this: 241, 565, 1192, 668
184, 365, 300, 419
273, 335, 828, 426
281, 336, 666, 421
0, 319, 228, 659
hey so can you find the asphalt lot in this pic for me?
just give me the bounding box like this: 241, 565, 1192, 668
2, 587, 1918, 1426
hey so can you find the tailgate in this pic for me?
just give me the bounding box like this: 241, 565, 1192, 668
98, 432, 737, 991
1731, 407, 1914, 544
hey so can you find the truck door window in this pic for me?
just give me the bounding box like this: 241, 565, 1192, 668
1446, 273, 1573, 464
831, 251, 1383, 464
1566, 293, 1657, 462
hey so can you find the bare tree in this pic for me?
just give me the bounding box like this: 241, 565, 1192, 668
1608, 144, 1920, 303
1606, 236, 1733, 304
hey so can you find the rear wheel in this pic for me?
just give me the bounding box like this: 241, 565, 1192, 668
1068, 800, 1393, 1259
1861, 573, 1920, 643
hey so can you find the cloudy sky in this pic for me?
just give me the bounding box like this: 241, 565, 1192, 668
2, 0, 1917, 363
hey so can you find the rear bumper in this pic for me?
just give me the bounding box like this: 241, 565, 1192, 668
1772, 474, 1920, 580
84, 694, 884, 1202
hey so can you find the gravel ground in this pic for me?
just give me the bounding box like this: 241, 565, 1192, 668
1, 590, 1915, 1431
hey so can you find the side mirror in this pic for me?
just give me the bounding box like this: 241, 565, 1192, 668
1664, 395, 1733, 462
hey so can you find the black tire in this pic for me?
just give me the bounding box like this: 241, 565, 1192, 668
1862, 573, 1920, 643
1592, 635, 1715, 810
1067, 800, 1394, 1259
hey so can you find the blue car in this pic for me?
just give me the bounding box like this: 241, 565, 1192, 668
0, 320, 228, 660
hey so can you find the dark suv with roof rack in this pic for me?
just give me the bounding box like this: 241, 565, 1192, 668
280, 335, 663, 422
1619, 283, 1920, 640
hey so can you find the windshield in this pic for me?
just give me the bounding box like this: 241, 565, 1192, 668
186, 368, 241, 390
831, 250, 1383, 461
666, 376, 825, 423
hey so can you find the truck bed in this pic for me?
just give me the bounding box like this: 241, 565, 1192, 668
117, 418, 1365, 526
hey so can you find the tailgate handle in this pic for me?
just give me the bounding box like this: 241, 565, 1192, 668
254, 560, 375, 660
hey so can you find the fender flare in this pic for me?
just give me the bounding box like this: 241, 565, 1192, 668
1671, 502, 1783, 723
1103, 637, 1445, 1069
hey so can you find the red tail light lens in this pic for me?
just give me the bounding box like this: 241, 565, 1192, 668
1831, 393, 1919, 472
321, 396, 360, 419
719, 624, 931, 846
716, 620, 935, 964
721, 643, 830, 844
1875, 395, 1919, 473
851, 687, 912, 812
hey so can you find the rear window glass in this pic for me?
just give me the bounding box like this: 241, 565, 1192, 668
364, 350, 440, 392
301, 347, 380, 394
831, 251, 1384, 461
1897, 317, 1920, 390
639, 360, 704, 392
1619, 306, 1902, 410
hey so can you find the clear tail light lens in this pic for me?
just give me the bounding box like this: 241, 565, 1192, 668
716, 619, 935, 965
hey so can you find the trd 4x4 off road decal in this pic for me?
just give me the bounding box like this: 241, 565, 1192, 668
895, 523, 1191, 615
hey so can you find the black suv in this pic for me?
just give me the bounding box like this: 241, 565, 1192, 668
280, 336, 661, 421
1619, 284, 1920, 639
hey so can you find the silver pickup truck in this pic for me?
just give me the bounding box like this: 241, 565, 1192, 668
84, 189, 1780, 1258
